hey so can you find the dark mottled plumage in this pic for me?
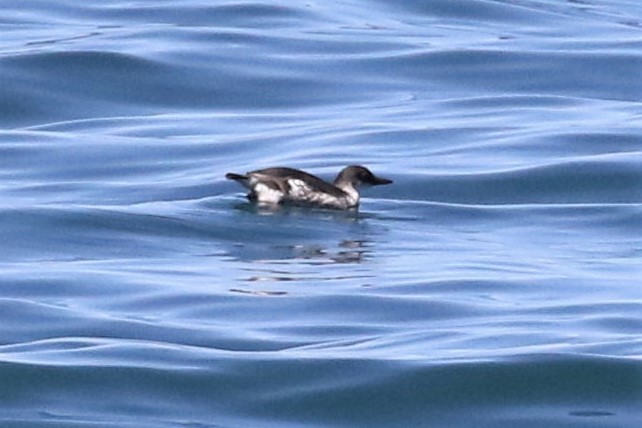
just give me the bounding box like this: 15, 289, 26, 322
226, 165, 392, 209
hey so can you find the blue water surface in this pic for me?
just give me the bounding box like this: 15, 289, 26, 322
1, 1, 641, 427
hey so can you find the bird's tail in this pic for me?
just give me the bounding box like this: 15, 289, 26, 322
225, 172, 247, 181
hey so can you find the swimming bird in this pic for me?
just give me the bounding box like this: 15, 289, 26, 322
225, 165, 392, 209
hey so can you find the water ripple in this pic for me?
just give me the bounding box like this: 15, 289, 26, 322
2, 0, 642, 426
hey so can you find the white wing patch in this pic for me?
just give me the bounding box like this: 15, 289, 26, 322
286, 179, 357, 209
287, 179, 313, 199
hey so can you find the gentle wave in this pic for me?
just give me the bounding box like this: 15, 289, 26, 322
2, 0, 642, 427
0, 351, 639, 427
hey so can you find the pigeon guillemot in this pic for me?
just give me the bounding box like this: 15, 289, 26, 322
226, 165, 392, 209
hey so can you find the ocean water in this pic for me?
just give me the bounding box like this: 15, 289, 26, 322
1, 0, 641, 426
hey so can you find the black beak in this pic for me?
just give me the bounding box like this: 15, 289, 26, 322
370, 176, 393, 186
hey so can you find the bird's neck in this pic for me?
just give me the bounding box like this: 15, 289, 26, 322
335, 181, 360, 206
